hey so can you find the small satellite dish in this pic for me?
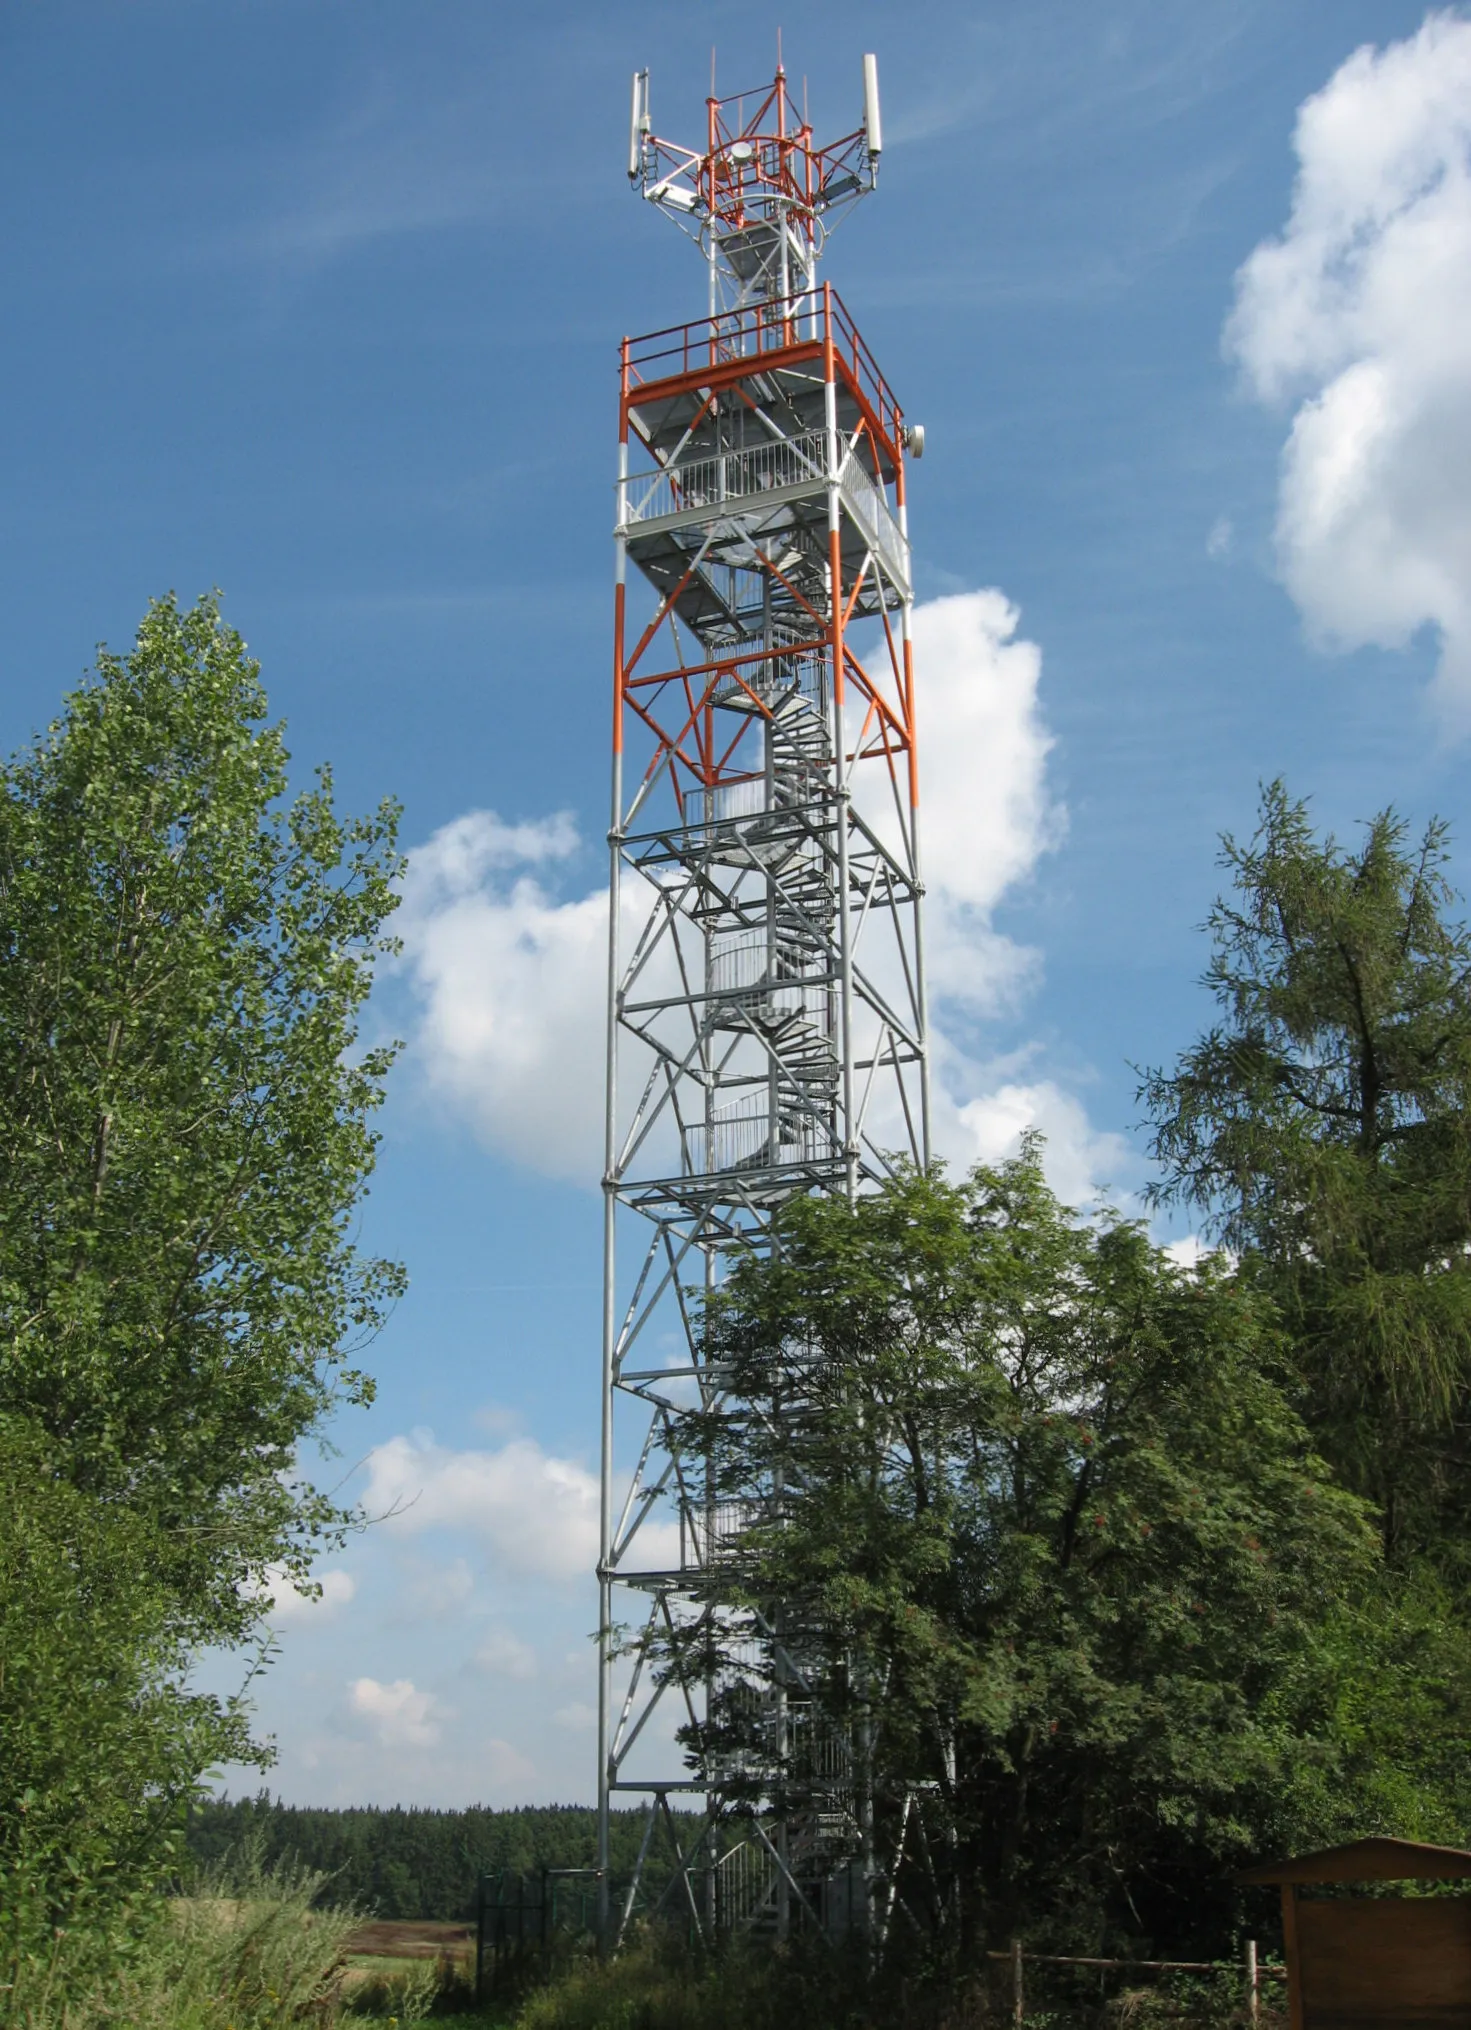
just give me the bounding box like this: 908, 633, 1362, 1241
904, 423, 925, 459
729, 141, 755, 167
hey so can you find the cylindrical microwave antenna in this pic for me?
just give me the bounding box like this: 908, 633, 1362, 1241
863, 53, 882, 157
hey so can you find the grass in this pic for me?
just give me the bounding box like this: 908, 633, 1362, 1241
0, 1854, 436, 2029
0, 1863, 1284, 2030
491, 1932, 1288, 2030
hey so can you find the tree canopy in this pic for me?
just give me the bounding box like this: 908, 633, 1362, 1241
184, 1797, 695, 1923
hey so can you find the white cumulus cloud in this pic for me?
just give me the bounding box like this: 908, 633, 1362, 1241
868, 589, 1063, 1016
258, 1565, 356, 1625
938, 1065, 1131, 1208
910, 591, 1061, 919
362, 1432, 598, 1583
349, 1676, 446, 1750
1228, 11, 1471, 713
394, 809, 611, 1179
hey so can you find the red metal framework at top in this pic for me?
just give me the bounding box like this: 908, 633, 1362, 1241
623, 285, 903, 462
636, 64, 874, 245
614, 275, 917, 817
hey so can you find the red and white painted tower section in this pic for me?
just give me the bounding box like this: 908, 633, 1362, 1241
598, 54, 929, 1938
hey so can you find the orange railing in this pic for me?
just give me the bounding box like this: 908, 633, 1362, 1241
624, 287, 903, 451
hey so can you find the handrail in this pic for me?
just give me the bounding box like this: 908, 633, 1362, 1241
623, 287, 902, 450
618, 422, 909, 591
621, 427, 829, 526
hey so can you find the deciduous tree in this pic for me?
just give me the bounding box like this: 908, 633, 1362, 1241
0, 593, 403, 1944
671, 1151, 1442, 1956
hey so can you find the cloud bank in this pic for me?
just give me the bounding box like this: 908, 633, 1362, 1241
394, 810, 609, 1178
261, 1566, 356, 1625
362, 1431, 598, 1583
1228, 12, 1471, 713
349, 1675, 445, 1750
890, 590, 1063, 1015
939, 1063, 1128, 1209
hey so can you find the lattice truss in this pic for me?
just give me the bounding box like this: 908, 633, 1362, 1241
629, 59, 879, 316
597, 60, 929, 1943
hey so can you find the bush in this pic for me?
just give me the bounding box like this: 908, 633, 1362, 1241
1, 1852, 359, 2029
0, 1415, 252, 1987
510, 1928, 872, 2030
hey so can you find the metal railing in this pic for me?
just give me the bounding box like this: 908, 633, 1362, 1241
707, 1093, 835, 1172
685, 1497, 767, 1567
620, 427, 908, 589
624, 287, 904, 453
622, 429, 828, 526
709, 929, 775, 1000
713, 1836, 773, 1929
840, 456, 910, 590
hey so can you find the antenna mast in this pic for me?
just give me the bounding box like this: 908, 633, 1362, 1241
599, 52, 927, 1944
629, 58, 879, 319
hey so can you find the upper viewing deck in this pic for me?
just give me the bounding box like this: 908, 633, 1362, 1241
622, 285, 905, 470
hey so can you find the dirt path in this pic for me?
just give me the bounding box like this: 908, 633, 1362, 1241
344, 1918, 474, 1961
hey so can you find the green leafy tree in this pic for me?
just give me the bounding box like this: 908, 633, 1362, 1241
0, 1414, 255, 1982
1140, 782, 1471, 1562
672, 1151, 1423, 1957
0, 594, 403, 1942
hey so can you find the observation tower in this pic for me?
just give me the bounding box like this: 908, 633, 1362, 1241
597, 53, 928, 1941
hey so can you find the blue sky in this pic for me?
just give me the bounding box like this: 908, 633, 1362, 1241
3, 0, 1469, 1805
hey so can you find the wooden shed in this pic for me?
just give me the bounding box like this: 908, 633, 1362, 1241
1237, 1836, 1471, 2029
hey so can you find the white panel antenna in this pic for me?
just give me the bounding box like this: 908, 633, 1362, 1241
863, 53, 882, 160
627, 70, 650, 183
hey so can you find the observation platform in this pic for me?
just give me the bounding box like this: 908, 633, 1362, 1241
617, 288, 912, 634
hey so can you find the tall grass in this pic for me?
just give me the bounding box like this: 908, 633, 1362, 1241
509, 1928, 868, 2030
0, 1851, 391, 2029
506, 1929, 1284, 2030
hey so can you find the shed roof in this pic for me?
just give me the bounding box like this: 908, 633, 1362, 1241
1237, 1837, 1471, 1886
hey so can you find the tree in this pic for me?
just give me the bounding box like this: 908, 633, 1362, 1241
0, 594, 403, 1934
671, 1151, 1430, 1958
0, 1413, 254, 1980
1140, 782, 1471, 1563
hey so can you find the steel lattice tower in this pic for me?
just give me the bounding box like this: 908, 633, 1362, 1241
597, 54, 928, 1942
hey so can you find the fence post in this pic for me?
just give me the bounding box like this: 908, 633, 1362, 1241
475, 1874, 485, 2003
1246, 1938, 1259, 2025
1011, 1937, 1025, 2027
